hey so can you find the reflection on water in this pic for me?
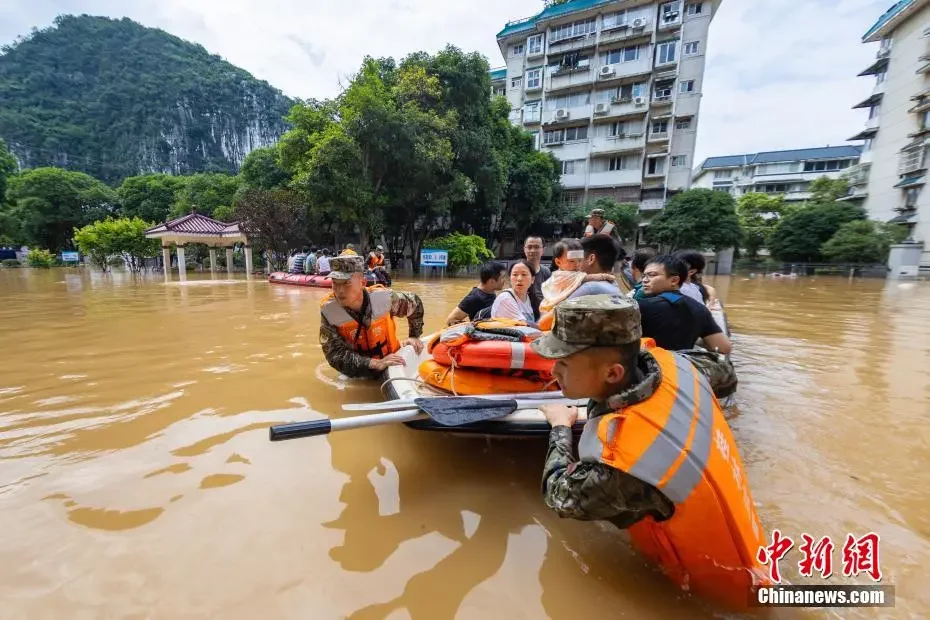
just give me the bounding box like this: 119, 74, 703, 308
1, 268, 929, 618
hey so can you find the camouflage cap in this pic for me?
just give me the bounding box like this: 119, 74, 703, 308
328, 255, 366, 281
587, 208, 606, 218
531, 294, 642, 359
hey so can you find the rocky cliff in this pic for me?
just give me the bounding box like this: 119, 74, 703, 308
0, 15, 293, 183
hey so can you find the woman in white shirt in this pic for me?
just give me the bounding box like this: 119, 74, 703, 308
317, 250, 331, 275
490, 261, 537, 326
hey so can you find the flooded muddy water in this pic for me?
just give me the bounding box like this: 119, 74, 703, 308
1, 269, 928, 619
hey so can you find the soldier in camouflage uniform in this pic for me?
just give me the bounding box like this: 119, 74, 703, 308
319, 255, 425, 379
530, 294, 738, 527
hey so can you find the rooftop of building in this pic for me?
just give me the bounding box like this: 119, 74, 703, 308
490, 67, 507, 81
696, 146, 863, 172
862, 0, 930, 42
497, 0, 617, 39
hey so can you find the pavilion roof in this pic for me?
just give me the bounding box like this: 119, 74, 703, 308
145, 213, 243, 237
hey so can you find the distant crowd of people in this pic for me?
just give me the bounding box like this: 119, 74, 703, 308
446, 234, 731, 355
286, 244, 388, 283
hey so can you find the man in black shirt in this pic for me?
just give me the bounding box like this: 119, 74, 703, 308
637, 255, 732, 354
522, 236, 551, 320
446, 262, 507, 325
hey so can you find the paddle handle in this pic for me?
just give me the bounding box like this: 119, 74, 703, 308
269, 408, 424, 441
343, 391, 567, 412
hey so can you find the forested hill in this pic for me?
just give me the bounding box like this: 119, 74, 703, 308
0, 15, 294, 183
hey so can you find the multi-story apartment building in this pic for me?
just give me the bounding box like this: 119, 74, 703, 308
848, 0, 930, 268
494, 0, 721, 219
691, 146, 862, 202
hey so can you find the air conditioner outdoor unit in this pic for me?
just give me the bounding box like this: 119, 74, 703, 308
599, 65, 616, 78
594, 103, 609, 115
555, 108, 569, 120
632, 17, 648, 29
633, 96, 647, 106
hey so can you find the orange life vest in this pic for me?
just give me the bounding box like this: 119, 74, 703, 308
320, 286, 400, 359
368, 253, 384, 269
578, 344, 767, 610
432, 340, 555, 373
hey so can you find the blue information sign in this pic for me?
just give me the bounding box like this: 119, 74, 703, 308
61, 251, 80, 263
419, 249, 449, 267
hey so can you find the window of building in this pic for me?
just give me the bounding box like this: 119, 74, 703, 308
863, 138, 873, 152
608, 155, 637, 171
876, 70, 887, 84
661, 1, 681, 23
686, 2, 703, 15
551, 17, 596, 42
648, 157, 667, 175
523, 100, 541, 124
550, 52, 590, 73
560, 159, 585, 175
923, 109, 930, 129
565, 125, 588, 141
595, 82, 646, 103
652, 119, 669, 134
905, 186, 921, 207
679, 80, 695, 93
671, 155, 687, 167
714, 169, 732, 180
511, 44, 524, 57
561, 191, 581, 208
546, 91, 591, 110
803, 159, 852, 172
526, 68, 542, 89
528, 131, 539, 149
543, 125, 588, 144
601, 45, 641, 65
657, 40, 678, 65
654, 81, 674, 101
684, 41, 700, 55
527, 34, 544, 55
603, 10, 628, 29
493, 85, 505, 97
511, 76, 522, 89
869, 104, 881, 119
675, 117, 692, 129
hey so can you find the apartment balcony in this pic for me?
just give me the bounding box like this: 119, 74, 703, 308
508, 110, 523, 124
595, 56, 654, 84
859, 149, 873, 165
599, 25, 653, 48
782, 191, 813, 202
651, 94, 674, 109
593, 97, 649, 119
639, 198, 666, 211
643, 176, 667, 190
560, 173, 588, 189
588, 169, 643, 188
547, 33, 597, 56
547, 67, 593, 92
522, 109, 541, 125
542, 105, 592, 127
590, 134, 647, 155
838, 186, 869, 202
648, 131, 670, 143
653, 65, 679, 82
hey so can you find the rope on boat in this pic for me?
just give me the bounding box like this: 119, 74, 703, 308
379, 376, 426, 399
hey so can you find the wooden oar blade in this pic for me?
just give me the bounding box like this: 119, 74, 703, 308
413, 397, 518, 427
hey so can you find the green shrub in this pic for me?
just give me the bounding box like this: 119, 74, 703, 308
26, 248, 56, 268
1, 258, 21, 268
422, 233, 494, 271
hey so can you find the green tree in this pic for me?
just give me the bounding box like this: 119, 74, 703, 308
0, 138, 16, 201
821, 220, 906, 263
646, 189, 741, 251
211, 205, 236, 222
26, 248, 56, 268
170, 172, 239, 218
73, 216, 159, 272
422, 233, 494, 270
118, 174, 186, 223
737, 192, 784, 259
809, 176, 850, 204
768, 202, 865, 262
571, 198, 640, 242
5, 167, 118, 250
233, 189, 309, 270
239, 146, 291, 191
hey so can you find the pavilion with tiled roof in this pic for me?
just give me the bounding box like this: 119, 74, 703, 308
145, 213, 253, 280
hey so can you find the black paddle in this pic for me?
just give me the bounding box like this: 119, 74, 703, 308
268, 397, 584, 441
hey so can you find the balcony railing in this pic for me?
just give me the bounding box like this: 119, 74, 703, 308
639, 198, 666, 211
898, 149, 925, 175
648, 131, 670, 142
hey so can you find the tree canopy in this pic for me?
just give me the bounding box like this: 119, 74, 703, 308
646, 188, 741, 251
768, 202, 865, 262
737, 192, 784, 259
117, 174, 186, 223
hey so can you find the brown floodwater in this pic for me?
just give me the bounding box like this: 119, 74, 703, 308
1, 268, 928, 619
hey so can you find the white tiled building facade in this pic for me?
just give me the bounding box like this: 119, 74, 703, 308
491, 0, 721, 219
691, 146, 862, 202
848, 0, 930, 267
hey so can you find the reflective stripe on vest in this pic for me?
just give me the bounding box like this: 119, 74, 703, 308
509, 342, 526, 369
578, 351, 713, 504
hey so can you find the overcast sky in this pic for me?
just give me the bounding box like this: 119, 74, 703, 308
0, 0, 890, 164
